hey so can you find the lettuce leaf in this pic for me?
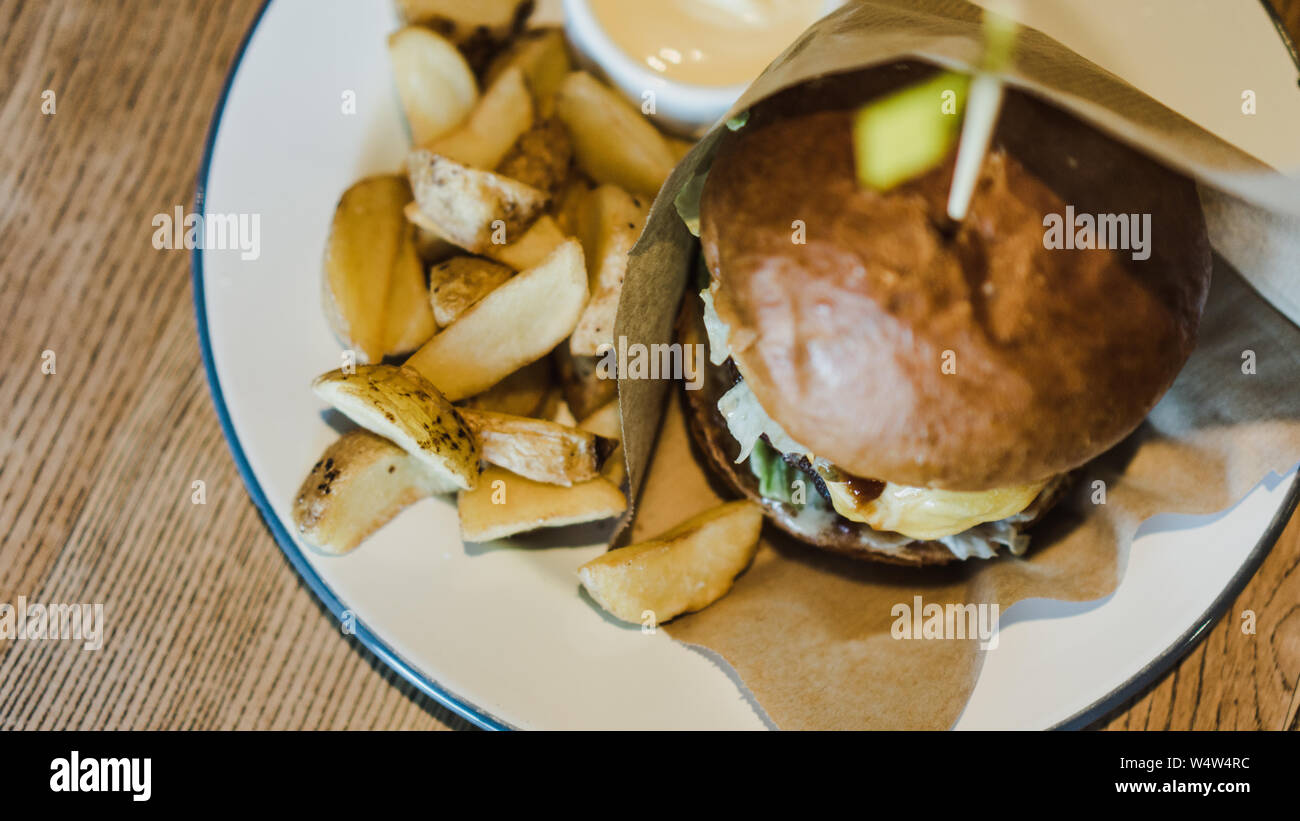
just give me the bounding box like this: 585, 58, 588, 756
748, 438, 795, 502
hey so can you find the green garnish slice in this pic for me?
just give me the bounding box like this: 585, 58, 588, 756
852, 70, 970, 192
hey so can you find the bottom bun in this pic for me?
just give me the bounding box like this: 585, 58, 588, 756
677, 296, 1071, 566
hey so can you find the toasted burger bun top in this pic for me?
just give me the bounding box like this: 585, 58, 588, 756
700, 63, 1211, 491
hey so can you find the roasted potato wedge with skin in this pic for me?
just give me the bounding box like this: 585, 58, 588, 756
407, 150, 548, 254
312, 365, 479, 491
536, 384, 567, 424
394, 0, 529, 30
428, 256, 513, 327
293, 430, 443, 555
569, 185, 649, 356
555, 71, 676, 197
405, 239, 588, 401
600, 441, 627, 488
554, 344, 618, 421
388, 26, 479, 145
458, 466, 627, 543
484, 214, 568, 272
404, 200, 447, 241
554, 174, 595, 237
547, 399, 577, 427
578, 399, 621, 441
426, 66, 534, 170
458, 358, 552, 417
496, 117, 572, 197
484, 28, 571, 115
578, 501, 763, 624
323, 175, 416, 364
383, 229, 437, 356
413, 224, 456, 265
459, 408, 607, 486
394, 0, 532, 73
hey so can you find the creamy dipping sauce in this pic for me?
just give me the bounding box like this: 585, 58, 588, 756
588, 0, 826, 87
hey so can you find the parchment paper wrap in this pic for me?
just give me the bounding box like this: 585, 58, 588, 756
612, 0, 1300, 729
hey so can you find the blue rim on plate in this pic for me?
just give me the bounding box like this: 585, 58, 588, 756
192, 0, 1300, 731
191, 0, 509, 731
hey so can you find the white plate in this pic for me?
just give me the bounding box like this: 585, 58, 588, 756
195, 0, 1300, 729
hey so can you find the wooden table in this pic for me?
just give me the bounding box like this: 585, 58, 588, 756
1, 0, 1297, 731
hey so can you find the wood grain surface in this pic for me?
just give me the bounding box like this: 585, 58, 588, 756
0, 0, 1297, 732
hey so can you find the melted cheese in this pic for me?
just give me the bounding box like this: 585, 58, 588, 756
823, 478, 1046, 541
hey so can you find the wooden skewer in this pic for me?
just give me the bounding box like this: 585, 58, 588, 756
946, 73, 1004, 222
946, 2, 1020, 223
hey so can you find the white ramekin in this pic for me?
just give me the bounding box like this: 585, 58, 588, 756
562, 0, 842, 137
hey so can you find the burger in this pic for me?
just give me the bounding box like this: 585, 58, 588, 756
678, 62, 1212, 566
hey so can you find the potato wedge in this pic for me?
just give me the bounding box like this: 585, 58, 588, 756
569, 185, 649, 355
600, 441, 626, 488
405, 239, 588, 401
384, 231, 437, 356
387, 26, 478, 145
413, 224, 456, 264
459, 357, 552, 417
536, 384, 567, 423
428, 256, 513, 327
426, 66, 534, 170
293, 429, 443, 555
554, 72, 676, 197
572, 394, 625, 486
553, 344, 617, 421
553, 174, 594, 237
404, 200, 445, 238
312, 365, 479, 491
393, 0, 530, 72
407, 150, 548, 254
458, 466, 627, 542
496, 117, 572, 196
578, 399, 621, 441
484, 214, 567, 272
484, 28, 571, 114
459, 408, 607, 486
322, 175, 415, 364
578, 501, 763, 623
393, 0, 526, 30
547, 399, 577, 427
